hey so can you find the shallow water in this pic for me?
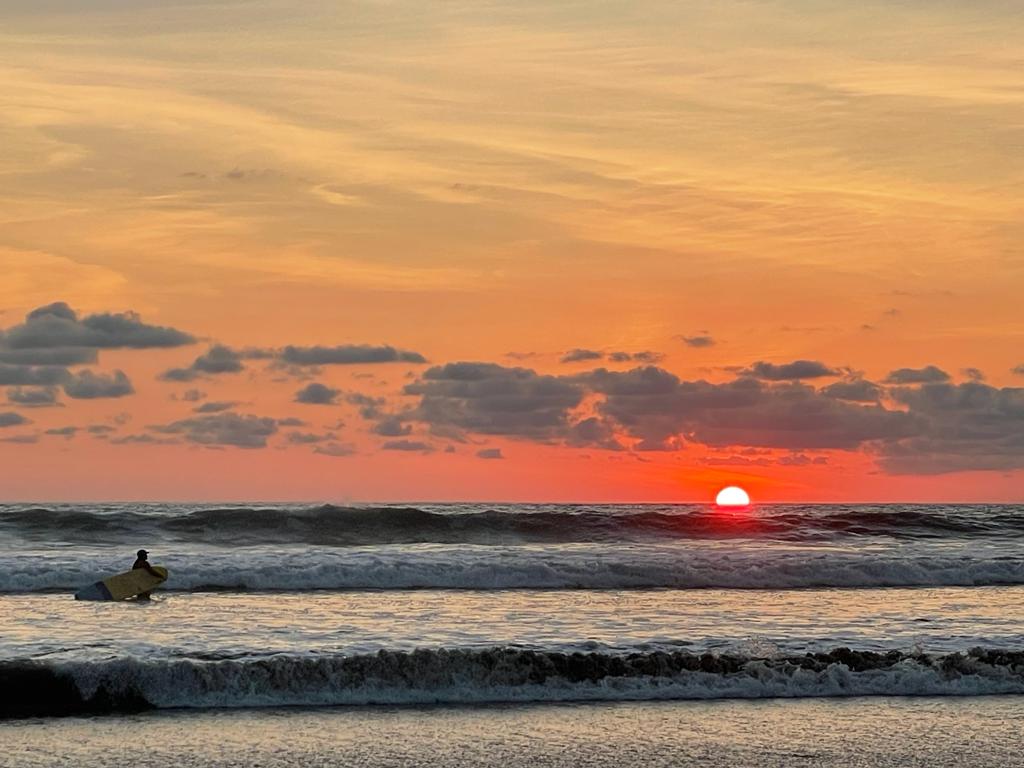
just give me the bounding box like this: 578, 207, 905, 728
2, 504, 1022, 718
5, 587, 1024, 660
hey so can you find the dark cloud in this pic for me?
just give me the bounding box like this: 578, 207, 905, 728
313, 441, 356, 457
45, 426, 77, 439
560, 350, 670, 367
161, 370, 198, 383
286, 431, 334, 444
150, 412, 279, 449
403, 360, 1024, 468
404, 362, 585, 440
277, 417, 307, 427
3, 302, 194, 350
777, 453, 828, 466
372, 416, 411, 437
608, 351, 664, 364
280, 345, 426, 366
382, 439, 433, 452
346, 392, 386, 419
702, 455, 771, 467
223, 167, 284, 182
884, 366, 950, 384
0, 365, 69, 386
566, 417, 625, 451
193, 401, 237, 414
560, 348, 604, 363
477, 447, 504, 459
157, 339, 427, 383
879, 382, 1024, 474
742, 360, 839, 381
87, 425, 117, 436
111, 434, 179, 445
7, 386, 60, 407
0, 348, 97, 366
701, 450, 824, 467
294, 382, 340, 405
679, 335, 715, 348
63, 370, 134, 399
1011, 365, 1024, 376
160, 345, 247, 382
0, 412, 30, 428
580, 366, 919, 451
962, 368, 986, 382
180, 389, 206, 402
821, 379, 882, 403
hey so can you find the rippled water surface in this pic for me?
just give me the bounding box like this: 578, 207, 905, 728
2, 503, 1022, 719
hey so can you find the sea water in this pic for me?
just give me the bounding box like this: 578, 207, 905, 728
1, 503, 1022, 765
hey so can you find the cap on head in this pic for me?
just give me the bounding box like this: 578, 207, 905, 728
137, 549, 149, 558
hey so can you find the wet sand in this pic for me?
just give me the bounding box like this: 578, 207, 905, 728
4, 696, 1022, 768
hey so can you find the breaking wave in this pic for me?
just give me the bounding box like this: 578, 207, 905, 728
4, 545, 1024, 592
4, 647, 1024, 718
3, 503, 1022, 547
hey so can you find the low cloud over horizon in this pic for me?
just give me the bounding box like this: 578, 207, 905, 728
1, 301, 1022, 494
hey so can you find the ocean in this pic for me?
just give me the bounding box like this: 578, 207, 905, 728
2, 503, 1023, 766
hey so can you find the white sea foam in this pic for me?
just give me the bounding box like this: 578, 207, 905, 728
3, 544, 1023, 592
6, 648, 1023, 717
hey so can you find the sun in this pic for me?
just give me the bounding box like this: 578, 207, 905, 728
715, 486, 750, 507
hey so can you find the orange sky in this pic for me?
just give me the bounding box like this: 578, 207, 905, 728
1, 1, 1022, 501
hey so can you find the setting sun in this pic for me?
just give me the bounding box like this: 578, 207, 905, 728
715, 486, 751, 507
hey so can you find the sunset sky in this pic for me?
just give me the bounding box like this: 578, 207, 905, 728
1, 0, 1022, 501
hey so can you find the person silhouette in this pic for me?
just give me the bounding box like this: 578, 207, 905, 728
132, 549, 161, 600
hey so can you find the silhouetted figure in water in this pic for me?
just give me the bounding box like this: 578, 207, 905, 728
133, 549, 161, 600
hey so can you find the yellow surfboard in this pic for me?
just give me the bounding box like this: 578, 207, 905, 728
75, 566, 168, 601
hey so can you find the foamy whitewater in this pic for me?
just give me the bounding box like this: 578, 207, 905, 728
2, 503, 1023, 719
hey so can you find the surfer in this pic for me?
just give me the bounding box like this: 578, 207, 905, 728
132, 549, 161, 600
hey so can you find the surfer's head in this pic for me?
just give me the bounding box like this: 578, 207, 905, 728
137, 549, 149, 559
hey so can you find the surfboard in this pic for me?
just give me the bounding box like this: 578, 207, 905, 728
75, 566, 168, 601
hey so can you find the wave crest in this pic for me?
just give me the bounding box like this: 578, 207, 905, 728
5, 546, 1024, 592
3, 504, 1023, 546
5, 647, 1024, 718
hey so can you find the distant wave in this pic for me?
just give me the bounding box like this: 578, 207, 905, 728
4, 647, 1024, 718
4, 546, 1024, 592
2, 503, 1023, 546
